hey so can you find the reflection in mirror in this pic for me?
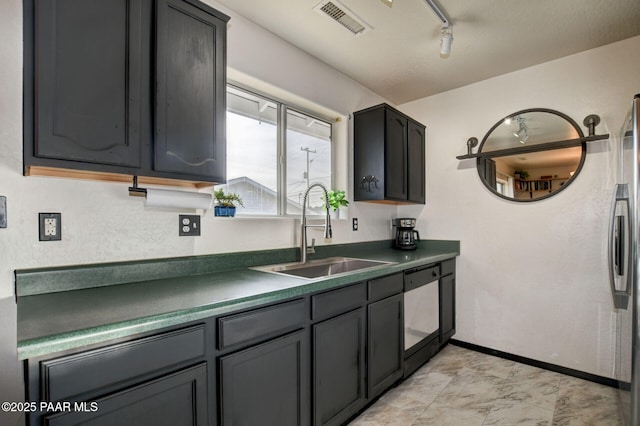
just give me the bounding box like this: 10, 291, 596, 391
477, 109, 586, 202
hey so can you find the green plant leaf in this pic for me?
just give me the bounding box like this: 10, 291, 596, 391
324, 189, 349, 211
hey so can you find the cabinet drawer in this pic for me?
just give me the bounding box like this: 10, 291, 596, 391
404, 265, 439, 291
45, 363, 208, 426
41, 325, 206, 402
218, 299, 306, 350
441, 258, 456, 276
368, 273, 403, 302
311, 283, 366, 321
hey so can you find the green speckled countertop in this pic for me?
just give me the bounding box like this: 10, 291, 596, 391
16, 240, 459, 359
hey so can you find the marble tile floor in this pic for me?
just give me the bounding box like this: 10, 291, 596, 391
350, 344, 623, 426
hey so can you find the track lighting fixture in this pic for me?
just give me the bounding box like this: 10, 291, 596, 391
440, 25, 453, 58
423, 0, 453, 59
381, 0, 454, 58
513, 117, 529, 144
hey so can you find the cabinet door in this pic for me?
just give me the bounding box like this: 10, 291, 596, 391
368, 293, 404, 399
353, 107, 385, 201
44, 363, 208, 426
155, 0, 226, 181
440, 274, 456, 343
407, 120, 426, 204
32, 0, 145, 167
220, 330, 309, 426
313, 308, 366, 426
384, 108, 408, 200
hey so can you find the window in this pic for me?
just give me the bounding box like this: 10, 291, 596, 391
219, 85, 333, 216
495, 171, 514, 197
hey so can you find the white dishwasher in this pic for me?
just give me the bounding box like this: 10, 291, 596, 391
403, 264, 440, 377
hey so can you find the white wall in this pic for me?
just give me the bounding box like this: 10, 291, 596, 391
400, 35, 640, 378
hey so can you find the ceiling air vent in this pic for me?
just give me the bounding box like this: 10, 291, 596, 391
313, 0, 372, 37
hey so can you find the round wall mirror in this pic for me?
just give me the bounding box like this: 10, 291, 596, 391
476, 108, 586, 202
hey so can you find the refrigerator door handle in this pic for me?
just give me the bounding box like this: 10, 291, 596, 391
608, 183, 631, 310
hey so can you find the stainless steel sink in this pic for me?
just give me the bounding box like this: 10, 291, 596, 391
251, 257, 394, 279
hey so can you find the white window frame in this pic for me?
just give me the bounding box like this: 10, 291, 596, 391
224, 83, 335, 218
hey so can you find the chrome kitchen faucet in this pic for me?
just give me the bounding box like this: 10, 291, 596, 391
300, 183, 332, 263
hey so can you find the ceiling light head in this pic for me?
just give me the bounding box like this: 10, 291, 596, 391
380, 0, 393, 7
440, 25, 453, 58
514, 120, 529, 143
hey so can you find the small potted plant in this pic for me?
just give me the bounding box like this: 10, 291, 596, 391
213, 188, 244, 217
326, 189, 349, 211
321, 189, 349, 218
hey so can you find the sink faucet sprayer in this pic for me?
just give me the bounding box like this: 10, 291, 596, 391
300, 183, 332, 263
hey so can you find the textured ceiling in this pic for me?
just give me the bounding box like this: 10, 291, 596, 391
214, 0, 640, 104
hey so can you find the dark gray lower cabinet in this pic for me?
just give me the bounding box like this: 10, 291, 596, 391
43, 363, 208, 426
26, 324, 210, 426
219, 329, 309, 426
368, 294, 404, 399
24, 259, 457, 426
440, 273, 456, 343
313, 308, 366, 426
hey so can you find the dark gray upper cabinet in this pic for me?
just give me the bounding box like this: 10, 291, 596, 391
384, 108, 408, 200
154, 0, 226, 180
354, 103, 426, 204
23, 0, 228, 183
30, 0, 147, 168
407, 120, 426, 204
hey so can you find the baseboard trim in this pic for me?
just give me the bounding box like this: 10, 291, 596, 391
449, 339, 629, 390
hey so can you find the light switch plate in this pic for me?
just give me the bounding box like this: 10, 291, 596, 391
39, 213, 61, 241
0, 196, 6, 228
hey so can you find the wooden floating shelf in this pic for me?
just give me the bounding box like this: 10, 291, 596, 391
456, 134, 609, 160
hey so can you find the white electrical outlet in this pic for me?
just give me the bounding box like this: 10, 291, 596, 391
179, 215, 200, 236
44, 218, 57, 236
39, 213, 61, 241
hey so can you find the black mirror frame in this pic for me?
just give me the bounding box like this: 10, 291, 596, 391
476, 108, 587, 203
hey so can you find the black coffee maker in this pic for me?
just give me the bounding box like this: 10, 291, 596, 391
393, 218, 420, 250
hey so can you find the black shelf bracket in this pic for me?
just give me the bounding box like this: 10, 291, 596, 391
458, 113, 609, 160
456, 133, 609, 160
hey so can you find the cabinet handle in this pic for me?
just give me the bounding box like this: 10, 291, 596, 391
360, 175, 379, 193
